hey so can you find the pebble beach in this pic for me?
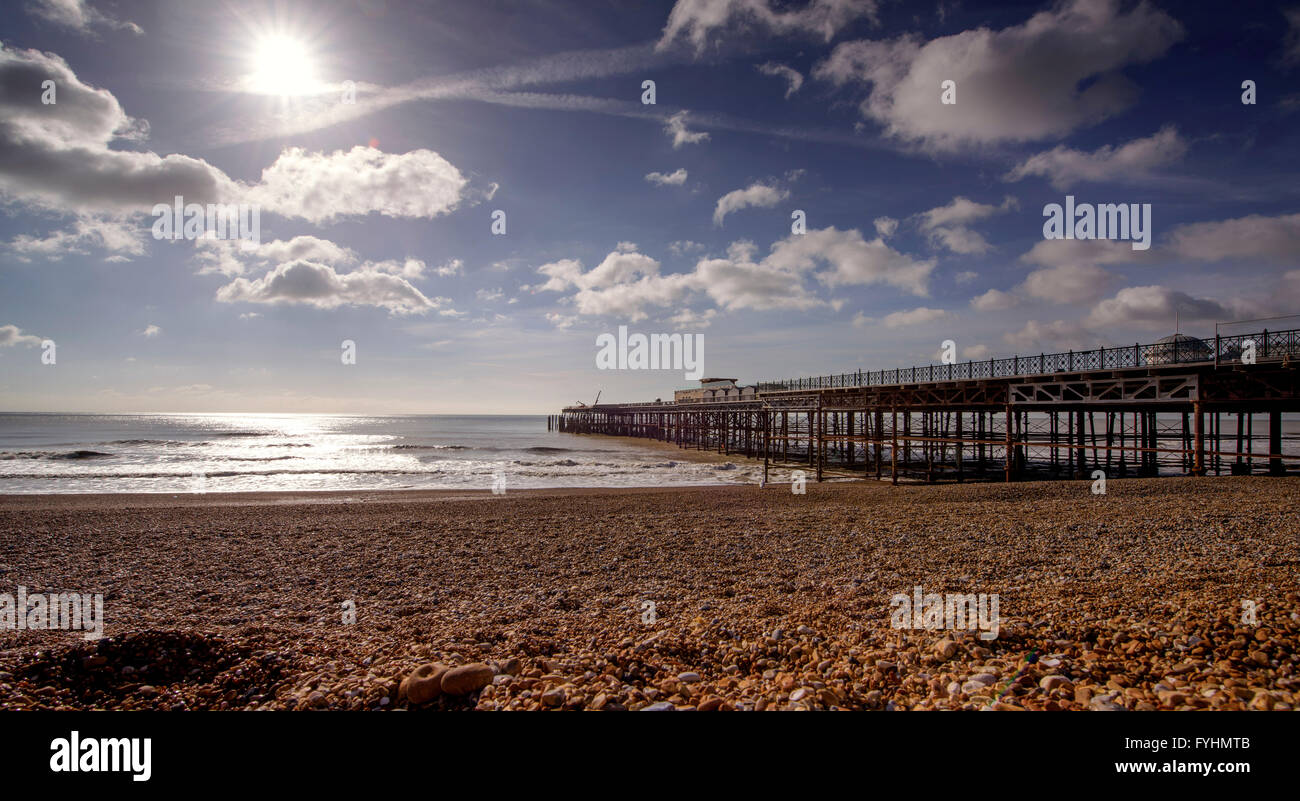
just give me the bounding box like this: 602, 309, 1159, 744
0, 476, 1296, 711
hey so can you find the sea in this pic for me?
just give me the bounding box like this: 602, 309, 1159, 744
0, 412, 1293, 494
0, 413, 758, 494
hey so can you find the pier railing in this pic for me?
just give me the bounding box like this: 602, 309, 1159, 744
755, 328, 1300, 393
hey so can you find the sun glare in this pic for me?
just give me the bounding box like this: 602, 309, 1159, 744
248, 34, 319, 96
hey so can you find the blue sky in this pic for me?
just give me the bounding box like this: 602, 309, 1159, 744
1, 0, 1298, 413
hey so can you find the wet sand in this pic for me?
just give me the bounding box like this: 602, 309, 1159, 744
0, 476, 1296, 710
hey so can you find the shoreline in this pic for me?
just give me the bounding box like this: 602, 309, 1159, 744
0, 482, 747, 510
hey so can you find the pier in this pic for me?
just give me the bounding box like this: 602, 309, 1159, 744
553, 327, 1300, 483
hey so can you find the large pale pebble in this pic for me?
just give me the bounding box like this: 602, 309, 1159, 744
400, 663, 447, 705
440, 663, 494, 696
1040, 675, 1072, 692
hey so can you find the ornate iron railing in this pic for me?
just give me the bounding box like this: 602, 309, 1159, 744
755, 328, 1300, 393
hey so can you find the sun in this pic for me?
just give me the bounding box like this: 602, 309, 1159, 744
248, 34, 319, 96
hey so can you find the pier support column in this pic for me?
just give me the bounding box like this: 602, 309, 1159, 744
1076, 410, 1086, 478
1270, 411, 1284, 475
902, 412, 911, 472
762, 411, 770, 485
891, 408, 898, 485
807, 411, 815, 467
1213, 412, 1221, 475
1193, 402, 1206, 476
847, 412, 855, 470
956, 411, 964, 483
874, 408, 883, 480
1005, 404, 1014, 483
1117, 412, 1126, 477
815, 409, 824, 483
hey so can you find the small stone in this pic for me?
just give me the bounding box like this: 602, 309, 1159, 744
1089, 693, 1125, 711
678, 672, 702, 683
642, 701, 676, 711
1157, 689, 1188, 707
541, 689, 565, 707
934, 639, 957, 661
1250, 691, 1274, 711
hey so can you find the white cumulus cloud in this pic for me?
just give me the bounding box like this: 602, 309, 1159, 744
27, 0, 142, 36
814, 0, 1183, 152
664, 111, 710, 148
0, 324, 43, 347
917, 196, 1016, 255
713, 182, 789, 226
216, 259, 450, 316
246, 146, 468, 224
659, 0, 878, 53
757, 62, 804, 98
1005, 125, 1188, 189
645, 168, 689, 186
